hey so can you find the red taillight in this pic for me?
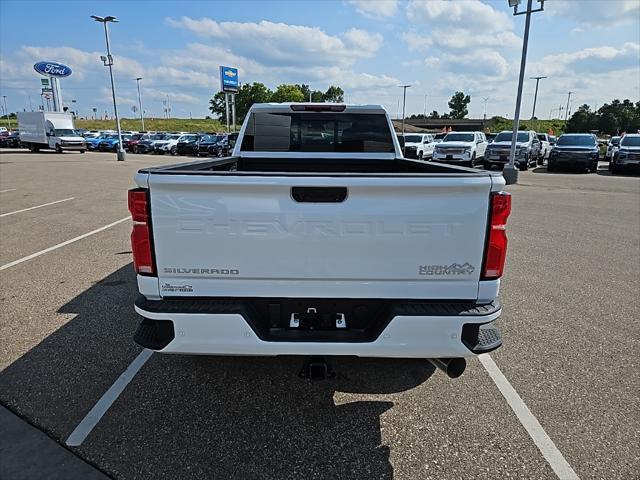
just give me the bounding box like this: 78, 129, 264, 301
128, 188, 155, 275
482, 191, 511, 280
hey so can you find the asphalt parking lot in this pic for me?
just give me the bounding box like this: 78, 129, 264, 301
1, 149, 638, 480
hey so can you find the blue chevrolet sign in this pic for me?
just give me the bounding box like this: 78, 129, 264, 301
220, 66, 239, 92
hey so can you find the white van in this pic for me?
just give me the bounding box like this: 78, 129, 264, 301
17, 112, 86, 153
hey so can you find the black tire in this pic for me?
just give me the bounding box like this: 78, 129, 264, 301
470, 153, 476, 167
417, 151, 423, 161
55, 144, 62, 153
589, 163, 597, 173
171, 146, 177, 155
611, 164, 621, 175
80, 150, 85, 154
484, 162, 492, 170
519, 156, 528, 171
547, 163, 555, 172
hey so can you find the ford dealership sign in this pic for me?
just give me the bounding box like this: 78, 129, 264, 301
33, 61, 72, 78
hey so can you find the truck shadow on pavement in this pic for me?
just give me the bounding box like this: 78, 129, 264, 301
0, 264, 435, 480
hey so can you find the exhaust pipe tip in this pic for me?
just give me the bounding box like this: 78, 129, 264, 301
428, 358, 467, 379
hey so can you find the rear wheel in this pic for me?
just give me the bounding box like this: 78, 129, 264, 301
79, 150, 85, 154
519, 156, 529, 171
55, 144, 62, 153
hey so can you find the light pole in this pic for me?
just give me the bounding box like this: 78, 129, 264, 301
424, 93, 427, 120
564, 91, 573, 123
530, 76, 547, 121
91, 15, 125, 161
399, 84, 411, 156
135, 77, 145, 131
504, 0, 545, 185
2, 96, 11, 129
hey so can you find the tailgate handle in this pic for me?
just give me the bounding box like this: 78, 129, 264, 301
291, 187, 347, 203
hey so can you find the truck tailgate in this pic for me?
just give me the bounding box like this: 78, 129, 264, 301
148, 174, 492, 300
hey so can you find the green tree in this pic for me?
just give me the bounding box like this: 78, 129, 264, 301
271, 84, 305, 103
566, 104, 596, 133
296, 84, 324, 102
209, 82, 273, 123
448, 91, 471, 119
323, 85, 344, 103
428, 110, 440, 119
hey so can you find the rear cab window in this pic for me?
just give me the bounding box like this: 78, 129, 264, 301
240, 112, 395, 153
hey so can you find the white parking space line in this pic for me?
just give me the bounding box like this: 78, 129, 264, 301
479, 354, 580, 480
0, 197, 75, 217
0, 188, 17, 193
0, 216, 130, 271
66, 349, 153, 447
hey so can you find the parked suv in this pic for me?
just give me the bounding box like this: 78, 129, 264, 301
547, 134, 599, 172
605, 136, 621, 162
536, 133, 551, 164
610, 134, 640, 174
432, 131, 487, 167
402, 133, 436, 160
484, 130, 540, 171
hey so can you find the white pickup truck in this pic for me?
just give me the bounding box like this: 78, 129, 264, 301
128, 104, 511, 378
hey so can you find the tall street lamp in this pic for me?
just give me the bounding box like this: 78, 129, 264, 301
135, 77, 145, 131
91, 15, 125, 161
504, 0, 546, 185
399, 84, 411, 156
2, 95, 11, 129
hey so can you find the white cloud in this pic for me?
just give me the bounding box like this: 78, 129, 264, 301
435, 50, 511, 77
406, 0, 513, 33
166, 17, 383, 68
551, 0, 640, 27
348, 0, 399, 19
529, 42, 640, 77
402, 30, 520, 51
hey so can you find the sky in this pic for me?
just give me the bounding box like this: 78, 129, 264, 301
1, 0, 639, 121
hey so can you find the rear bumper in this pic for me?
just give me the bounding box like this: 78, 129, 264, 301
134, 296, 502, 358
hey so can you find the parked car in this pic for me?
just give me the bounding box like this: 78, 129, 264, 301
196, 134, 226, 157
432, 131, 487, 167
433, 132, 447, 144
402, 133, 436, 160
123, 134, 144, 152
484, 130, 541, 171
135, 134, 166, 154
98, 133, 126, 152
536, 133, 551, 164
0, 131, 21, 148
547, 134, 599, 173
154, 134, 183, 154
128, 102, 509, 378
176, 134, 202, 156
605, 136, 621, 161
610, 134, 640, 174
549, 135, 557, 145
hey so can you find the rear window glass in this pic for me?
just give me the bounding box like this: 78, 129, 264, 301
240, 112, 394, 153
